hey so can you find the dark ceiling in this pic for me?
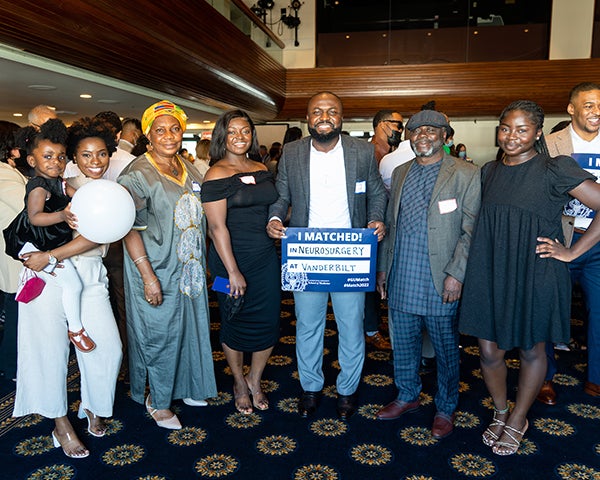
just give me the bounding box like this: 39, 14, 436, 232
317, 0, 552, 33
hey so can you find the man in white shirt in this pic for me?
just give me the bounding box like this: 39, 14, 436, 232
267, 92, 387, 419
545, 82, 600, 399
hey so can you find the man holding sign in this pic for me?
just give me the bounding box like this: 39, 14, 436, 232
375, 110, 480, 439
546, 82, 600, 398
267, 92, 386, 420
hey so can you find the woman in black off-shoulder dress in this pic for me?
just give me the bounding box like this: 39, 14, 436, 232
201, 110, 280, 415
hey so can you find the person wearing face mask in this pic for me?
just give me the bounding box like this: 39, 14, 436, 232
456, 143, 473, 163
370, 110, 404, 164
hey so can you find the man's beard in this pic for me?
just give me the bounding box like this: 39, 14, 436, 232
308, 123, 342, 144
411, 138, 443, 157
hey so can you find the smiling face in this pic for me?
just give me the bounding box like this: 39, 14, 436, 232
409, 125, 446, 162
568, 88, 600, 141
147, 115, 183, 159
225, 117, 253, 156
497, 109, 542, 162
306, 93, 343, 144
74, 137, 110, 179
27, 139, 67, 179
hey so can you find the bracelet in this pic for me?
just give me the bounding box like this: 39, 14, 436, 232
133, 255, 148, 265
144, 278, 159, 287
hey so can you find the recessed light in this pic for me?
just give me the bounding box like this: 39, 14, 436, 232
80, 94, 92, 99
13, 113, 23, 117
28, 84, 56, 91
203, 120, 212, 124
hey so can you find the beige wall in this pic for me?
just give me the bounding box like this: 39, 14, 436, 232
549, 0, 595, 59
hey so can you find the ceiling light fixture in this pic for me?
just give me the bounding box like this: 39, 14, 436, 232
13, 113, 23, 117
80, 93, 92, 99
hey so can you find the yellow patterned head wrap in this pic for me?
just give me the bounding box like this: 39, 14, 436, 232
141, 100, 188, 135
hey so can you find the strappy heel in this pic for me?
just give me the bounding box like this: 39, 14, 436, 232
482, 405, 509, 447
493, 419, 529, 456
81, 408, 106, 437
145, 394, 181, 430
68, 328, 96, 353
52, 430, 89, 458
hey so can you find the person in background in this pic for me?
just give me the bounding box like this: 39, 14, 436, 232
266, 145, 281, 176
283, 126, 303, 145
370, 109, 404, 164
28, 104, 57, 130
202, 109, 280, 414
13, 116, 123, 458
118, 100, 217, 429
258, 145, 269, 163
267, 91, 387, 420
460, 100, 600, 456
0, 120, 26, 382
118, 118, 142, 154
195, 138, 211, 177
376, 110, 480, 441
456, 143, 473, 163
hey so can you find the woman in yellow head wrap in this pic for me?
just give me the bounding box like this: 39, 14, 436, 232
118, 100, 216, 430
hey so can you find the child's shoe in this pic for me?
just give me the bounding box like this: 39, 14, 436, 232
68, 328, 96, 352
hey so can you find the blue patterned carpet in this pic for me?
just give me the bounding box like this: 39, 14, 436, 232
0, 291, 599, 480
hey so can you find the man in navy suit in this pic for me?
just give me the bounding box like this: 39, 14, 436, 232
267, 91, 387, 419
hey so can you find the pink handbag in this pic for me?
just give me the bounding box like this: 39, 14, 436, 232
15, 268, 46, 303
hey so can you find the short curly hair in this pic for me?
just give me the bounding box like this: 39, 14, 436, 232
14, 118, 68, 156
66, 117, 118, 160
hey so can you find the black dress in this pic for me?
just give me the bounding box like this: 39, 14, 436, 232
201, 170, 280, 351
459, 155, 595, 350
3, 176, 72, 259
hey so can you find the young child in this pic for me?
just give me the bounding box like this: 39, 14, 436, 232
4, 119, 95, 352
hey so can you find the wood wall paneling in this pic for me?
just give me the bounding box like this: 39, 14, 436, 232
0, 0, 286, 120
278, 59, 600, 120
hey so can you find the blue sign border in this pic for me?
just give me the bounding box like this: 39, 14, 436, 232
281, 227, 378, 292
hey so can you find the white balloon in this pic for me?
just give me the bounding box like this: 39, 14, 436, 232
70, 179, 136, 244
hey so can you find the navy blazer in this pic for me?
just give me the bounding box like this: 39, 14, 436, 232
269, 135, 387, 228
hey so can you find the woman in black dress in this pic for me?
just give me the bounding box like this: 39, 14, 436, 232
460, 100, 600, 455
201, 110, 280, 414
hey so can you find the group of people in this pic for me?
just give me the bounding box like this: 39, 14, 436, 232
1, 82, 599, 460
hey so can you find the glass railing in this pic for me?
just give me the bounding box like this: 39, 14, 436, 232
206, 0, 285, 64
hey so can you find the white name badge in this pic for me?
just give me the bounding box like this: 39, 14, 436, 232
192, 181, 201, 192
355, 181, 366, 193
438, 198, 458, 214
240, 175, 256, 185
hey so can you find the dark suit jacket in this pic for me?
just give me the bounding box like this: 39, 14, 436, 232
269, 135, 387, 227
378, 154, 481, 296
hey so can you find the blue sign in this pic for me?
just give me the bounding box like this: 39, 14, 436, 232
281, 227, 378, 292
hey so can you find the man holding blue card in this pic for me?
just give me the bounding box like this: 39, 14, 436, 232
546, 82, 600, 399
267, 91, 387, 420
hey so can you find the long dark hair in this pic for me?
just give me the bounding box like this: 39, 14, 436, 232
209, 110, 259, 165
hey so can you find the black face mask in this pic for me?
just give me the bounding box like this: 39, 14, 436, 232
387, 130, 402, 148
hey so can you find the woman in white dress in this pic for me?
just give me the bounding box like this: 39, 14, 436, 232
13, 117, 122, 458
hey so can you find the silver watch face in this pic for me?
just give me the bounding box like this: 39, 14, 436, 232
48, 254, 57, 265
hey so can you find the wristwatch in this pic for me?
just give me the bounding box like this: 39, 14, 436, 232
48, 251, 58, 266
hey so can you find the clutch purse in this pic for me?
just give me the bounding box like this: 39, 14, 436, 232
15, 268, 46, 303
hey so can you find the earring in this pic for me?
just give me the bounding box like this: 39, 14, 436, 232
535, 137, 539, 140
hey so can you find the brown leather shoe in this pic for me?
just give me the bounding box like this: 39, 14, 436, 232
584, 381, 600, 397
337, 393, 358, 420
536, 380, 557, 405
68, 328, 96, 353
376, 399, 420, 420
365, 332, 392, 350
431, 412, 455, 439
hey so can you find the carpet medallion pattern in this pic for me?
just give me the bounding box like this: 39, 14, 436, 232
0, 292, 599, 479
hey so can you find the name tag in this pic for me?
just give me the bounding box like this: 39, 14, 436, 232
355, 181, 366, 193
240, 175, 256, 185
438, 198, 458, 214
191, 181, 201, 192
